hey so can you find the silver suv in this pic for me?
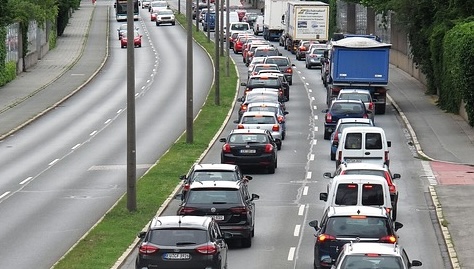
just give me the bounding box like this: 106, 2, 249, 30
332, 242, 422, 269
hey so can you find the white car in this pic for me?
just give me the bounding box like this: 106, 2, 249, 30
141, 0, 151, 9
155, 9, 175, 26
235, 111, 283, 150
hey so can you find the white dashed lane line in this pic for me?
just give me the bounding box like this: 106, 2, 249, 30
287, 247, 296, 261
0, 191, 10, 199
19, 177, 33, 185
294, 225, 301, 236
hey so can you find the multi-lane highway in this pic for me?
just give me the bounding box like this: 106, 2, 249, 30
0, 5, 213, 269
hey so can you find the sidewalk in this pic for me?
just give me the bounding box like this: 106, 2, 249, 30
1, 1, 474, 268
0, 0, 108, 140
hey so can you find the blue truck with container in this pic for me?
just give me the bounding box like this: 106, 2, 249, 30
324, 35, 391, 114
203, 12, 216, 32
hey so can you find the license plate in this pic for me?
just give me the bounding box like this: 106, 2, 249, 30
240, 149, 256, 154
345, 159, 362, 163
210, 215, 225, 220
163, 253, 191, 260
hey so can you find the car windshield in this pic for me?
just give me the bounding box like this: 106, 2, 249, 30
148, 229, 208, 245
331, 103, 364, 114
339, 93, 371, 102
265, 58, 289, 66
229, 133, 269, 144
191, 170, 239, 182
187, 188, 241, 204
325, 216, 391, 238
341, 255, 403, 269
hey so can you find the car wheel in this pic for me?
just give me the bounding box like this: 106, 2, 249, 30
330, 151, 336, 161
289, 79, 292, 86
392, 203, 398, 221
282, 131, 286, 140
268, 163, 275, 174
323, 130, 330, 140
375, 104, 386, 115
276, 140, 282, 150
172, 22, 175, 25
241, 236, 252, 248
156, 22, 160, 26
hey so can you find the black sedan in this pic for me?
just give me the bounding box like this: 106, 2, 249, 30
219, 129, 278, 174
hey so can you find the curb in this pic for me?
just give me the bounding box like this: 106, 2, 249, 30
387, 93, 460, 269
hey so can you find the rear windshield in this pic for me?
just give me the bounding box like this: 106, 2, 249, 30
231, 23, 249, 31
366, 133, 383, 149
254, 49, 279, 57
229, 133, 269, 144
345, 133, 362, 150
325, 216, 391, 238
361, 184, 384, 206
187, 188, 242, 204
265, 58, 289, 66
341, 255, 403, 268
335, 183, 358, 205
191, 170, 239, 182
249, 106, 278, 114
339, 93, 371, 102
241, 115, 276, 124
331, 103, 364, 114
148, 229, 208, 245
335, 183, 385, 206
248, 77, 280, 87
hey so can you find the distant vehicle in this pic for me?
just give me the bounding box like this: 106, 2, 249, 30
141, 0, 151, 9
115, 0, 139, 21
202, 12, 216, 31
252, 15, 264, 35
149, 0, 169, 13
322, 99, 369, 140
235, 111, 283, 150
305, 46, 326, 69
155, 9, 175, 26
120, 30, 142, 48
136, 215, 229, 269
117, 23, 128, 40
263, 56, 294, 85
329, 118, 374, 160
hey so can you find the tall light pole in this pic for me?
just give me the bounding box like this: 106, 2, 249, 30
225, 0, 229, 76
219, 0, 224, 56
214, 0, 220, 105
126, 0, 137, 211
186, 0, 194, 143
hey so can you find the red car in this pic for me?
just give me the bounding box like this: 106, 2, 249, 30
120, 31, 142, 48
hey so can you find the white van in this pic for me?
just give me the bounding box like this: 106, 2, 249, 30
335, 126, 391, 168
224, 21, 252, 36
252, 15, 264, 35
320, 174, 393, 217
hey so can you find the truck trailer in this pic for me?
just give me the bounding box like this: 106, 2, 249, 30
283, 1, 329, 53
262, 0, 288, 41
325, 36, 391, 114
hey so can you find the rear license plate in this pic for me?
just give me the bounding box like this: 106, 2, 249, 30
240, 149, 256, 154
210, 215, 225, 220
345, 159, 362, 163
163, 253, 191, 260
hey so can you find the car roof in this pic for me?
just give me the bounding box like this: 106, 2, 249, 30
340, 126, 385, 134
241, 111, 277, 117
339, 89, 371, 94
327, 205, 389, 217
150, 215, 212, 230
189, 180, 242, 189
338, 162, 389, 171
338, 118, 373, 124
331, 174, 388, 183
247, 102, 281, 108
332, 99, 365, 105
341, 242, 403, 256
192, 163, 239, 172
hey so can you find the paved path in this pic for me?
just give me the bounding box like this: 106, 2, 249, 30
0, 0, 473, 268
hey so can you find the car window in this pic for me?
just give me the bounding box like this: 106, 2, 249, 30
231, 24, 249, 31
191, 171, 239, 182
361, 184, 384, 206
254, 49, 279, 57
148, 229, 208, 245
265, 58, 289, 66
343, 169, 385, 178
249, 106, 278, 114
310, 48, 325, 55
366, 133, 383, 149
229, 134, 268, 143
242, 115, 275, 124
335, 184, 358, 205
325, 216, 391, 238
345, 133, 362, 149
340, 255, 403, 268
339, 93, 371, 102
187, 189, 241, 204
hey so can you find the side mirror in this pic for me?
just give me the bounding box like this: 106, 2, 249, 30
308, 220, 319, 230
394, 222, 403, 231
251, 193, 260, 201
240, 82, 247, 86
219, 137, 227, 142
138, 231, 146, 239
387, 141, 392, 147
243, 175, 253, 181
392, 173, 401, 179
233, 119, 239, 124
323, 172, 333, 178
284, 111, 289, 115
319, 192, 328, 201
239, 96, 245, 102
411, 260, 422, 267
321, 109, 329, 113
179, 175, 186, 180
175, 193, 183, 200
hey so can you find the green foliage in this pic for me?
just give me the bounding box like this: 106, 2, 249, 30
0, 27, 5, 70
329, 0, 338, 35
441, 20, 474, 125
0, 61, 18, 87
57, 0, 80, 36
428, 21, 452, 95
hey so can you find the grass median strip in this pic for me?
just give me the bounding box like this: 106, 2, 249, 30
53, 13, 238, 269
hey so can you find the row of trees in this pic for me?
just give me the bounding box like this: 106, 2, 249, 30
0, 0, 80, 86
343, 0, 474, 126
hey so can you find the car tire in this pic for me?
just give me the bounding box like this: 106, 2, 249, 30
172, 22, 175, 25
330, 151, 336, 161
323, 130, 330, 140
276, 140, 282, 150
289, 79, 292, 86
392, 203, 398, 221
268, 163, 276, 174
241, 236, 252, 248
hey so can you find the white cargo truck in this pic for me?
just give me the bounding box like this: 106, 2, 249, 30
283, 1, 329, 53
262, 0, 289, 41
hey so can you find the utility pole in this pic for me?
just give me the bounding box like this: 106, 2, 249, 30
186, 0, 194, 143
214, 0, 220, 105
225, 0, 229, 76
126, 0, 137, 211
219, 0, 224, 56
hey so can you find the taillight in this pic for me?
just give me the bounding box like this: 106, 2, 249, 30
385, 151, 389, 162
241, 104, 248, 111
380, 235, 397, 243
363, 113, 368, 119
264, 144, 274, 152
389, 185, 396, 193
325, 113, 332, 123
285, 67, 292, 74
178, 207, 197, 214
368, 102, 374, 111
333, 131, 339, 142
230, 206, 248, 214
277, 115, 284, 123
196, 244, 217, 255
183, 183, 190, 191
337, 151, 342, 162
364, 184, 373, 189
222, 144, 231, 153
317, 234, 336, 243
272, 124, 279, 131
139, 244, 159, 254
237, 124, 244, 129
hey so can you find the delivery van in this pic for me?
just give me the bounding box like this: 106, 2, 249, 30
335, 126, 391, 168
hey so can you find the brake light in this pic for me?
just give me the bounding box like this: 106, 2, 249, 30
368, 102, 374, 111
363, 113, 368, 119
183, 183, 190, 191
241, 104, 248, 111
364, 185, 373, 189
237, 124, 244, 129
195, 244, 217, 255
178, 207, 197, 214
285, 67, 292, 74
272, 124, 279, 131
333, 131, 339, 142
366, 253, 381, 257
317, 234, 336, 243
230, 206, 248, 214
139, 244, 159, 254
380, 235, 397, 243
277, 115, 284, 123
389, 185, 396, 193
264, 144, 274, 153
385, 151, 389, 163
222, 143, 231, 153
325, 113, 332, 123
347, 184, 357, 188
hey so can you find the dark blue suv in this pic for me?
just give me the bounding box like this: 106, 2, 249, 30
322, 99, 369, 140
